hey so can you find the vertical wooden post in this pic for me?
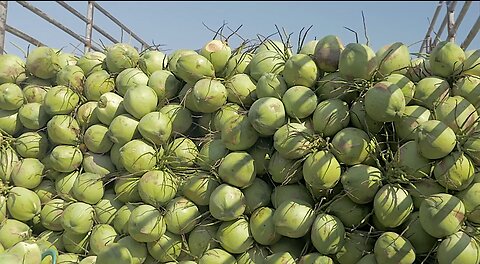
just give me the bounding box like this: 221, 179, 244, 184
85, 1, 94, 54
0, 1, 8, 54
451, 1, 472, 38
447, 1, 456, 42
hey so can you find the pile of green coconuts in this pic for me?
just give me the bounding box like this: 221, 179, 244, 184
0, 31, 480, 264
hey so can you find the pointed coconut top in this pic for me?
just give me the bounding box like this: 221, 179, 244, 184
205, 39, 228, 53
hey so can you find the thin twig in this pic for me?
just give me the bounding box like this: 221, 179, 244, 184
344, 26, 359, 43
362, 11, 370, 46
226, 24, 244, 42
201, 22, 228, 40
297, 25, 313, 54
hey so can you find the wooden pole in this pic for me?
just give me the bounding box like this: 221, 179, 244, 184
461, 15, 480, 50
0, 1, 7, 54
56, 1, 118, 45
92, 2, 148, 48
16, 1, 101, 51
432, 1, 457, 46
85, 1, 94, 53
450, 1, 472, 37
447, 1, 456, 42
6, 24, 44, 47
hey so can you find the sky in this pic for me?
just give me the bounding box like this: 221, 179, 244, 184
2, 1, 479, 57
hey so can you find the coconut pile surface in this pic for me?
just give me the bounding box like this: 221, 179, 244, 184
0, 36, 480, 264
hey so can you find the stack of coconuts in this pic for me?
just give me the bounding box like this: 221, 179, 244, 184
0, 33, 479, 264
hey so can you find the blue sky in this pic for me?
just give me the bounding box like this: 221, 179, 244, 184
3, 1, 479, 57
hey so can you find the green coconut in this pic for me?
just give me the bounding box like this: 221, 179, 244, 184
434, 151, 475, 191
299, 40, 320, 55
339, 43, 377, 80
0, 83, 24, 110
105, 43, 139, 73
209, 183, 246, 221
313, 35, 344, 72
200, 39, 232, 75
373, 232, 415, 264
0, 54, 27, 84
385, 73, 415, 104
123, 84, 158, 119
453, 76, 480, 108
223, 52, 252, 77
7, 186, 41, 222
139, 50, 166, 76
60, 202, 95, 234
312, 98, 350, 137
434, 95, 478, 135
401, 212, 437, 255
303, 150, 341, 190
190, 78, 228, 113
394, 105, 431, 141
282, 85, 318, 119
216, 218, 254, 254
56, 65, 84, 92
248, 50, 285, 81
138, 169, 178, 207
175, 53, 215, 84
331, 127, 374, 166
43, 85, 79, 115
376, 42, 410, 76
364, 81, 406, 122
415, 120, 456, 160
311, 213, 346, 255
13, 131, 47, 159
283, 53, 319, 88
437, 231, 480, 264
147, 69, 183, 100
164, 196, 200, 235
273, 122, 314, 159
462, 49, 480, 76
115, 67, 149, 96
419, 193, 465, 238
96, 243, 132, 264
218, 151, 256, 188
394, 141, 432, 179
341, 164, 383, 204
26, 47, 61, 79
225, 73, 257, 106
327, 195, 371, 228
77, 51, 106, 76
256, 73, 288, 99
429, 41, 465, 78
413, 76, 450, 110
373, 184, 413, 228
128, 204, 166, 243
247, 97, 286, 136
273, 199, 316, 238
